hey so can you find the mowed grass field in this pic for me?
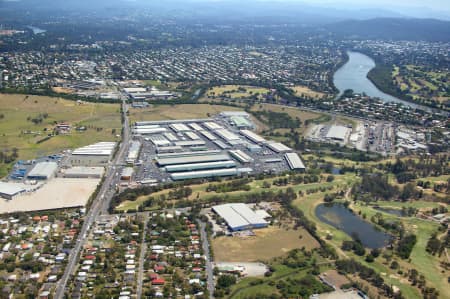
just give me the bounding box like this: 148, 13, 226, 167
290, 85, 327, 99
206, 85, 271, 100
213, 226, 320, 262
0, 94, 121, 177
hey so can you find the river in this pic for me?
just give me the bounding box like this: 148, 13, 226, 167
333, 51, 422, 110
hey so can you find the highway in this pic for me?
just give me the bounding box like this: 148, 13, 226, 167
54, 97, 131, 299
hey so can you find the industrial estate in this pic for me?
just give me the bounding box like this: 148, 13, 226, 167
0, 2, 449, 299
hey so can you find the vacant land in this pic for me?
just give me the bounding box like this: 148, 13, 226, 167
291, 85, 327, 99
129, 103, 243, 123
213, 226, 320, 262
0, 94, 121, 177
206, 85, 271, 100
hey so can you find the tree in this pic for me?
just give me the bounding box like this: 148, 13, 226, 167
217, 275, 237, 289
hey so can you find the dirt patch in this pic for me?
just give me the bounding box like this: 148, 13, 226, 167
212, 226, 320, 262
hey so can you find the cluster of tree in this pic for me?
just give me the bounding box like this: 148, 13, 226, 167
280, 248, 313, 269
342, 238, 366, 256
396, 234, 417, 259
274, 274, 333, 298
0, 148, 19, 164
336, 259, 403, 298
352, 173, 398, 202
206, 178, 252, 193
371, 213, 405, 236
406, 268, 440, 299
252, 110, 301, 130
426, 231, 450, 256
26, 113, 49, 125
272, 173, 320, 186
214, 275, 237, 298
385, 156, 449, 184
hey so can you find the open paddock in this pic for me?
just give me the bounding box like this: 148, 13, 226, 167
212, 225, 320, 262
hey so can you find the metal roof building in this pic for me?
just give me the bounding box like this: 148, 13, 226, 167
185, 131, 201, 140
121, 167, 134, 181
215, 129, 240, 142
126, 141, 141, 164
133, 127, 167, 135
212, 203, 269, 231
267, 142, 292, 153
199, 130, 217, 141
165, 161, 236, 172
149, 135, 171, 147
170, 123, 191, 132
203, 122, 223, 131
229, 149, 254, 163
0, 182, 27, 200
156, 154, 230, 166
188, 123, 204, 131
325, 125, 351, 142
174, 140, 206, 147
240, 130, 266, 144
163, 132, 178, 141
170, 168, 238, 180
70, 142, 116, 166
62, 167, 105, 179
157, 150, 221, 158
27, 162, 58, 180
285, 153, 306, 170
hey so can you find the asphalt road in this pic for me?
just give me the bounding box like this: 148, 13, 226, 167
54, 99, 131, 299
198, 220, 215, 299
136, 213, 149, 299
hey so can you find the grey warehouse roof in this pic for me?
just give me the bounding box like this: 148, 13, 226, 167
27, 162, 58, 178
156, 154, 230, 166
213, 203, 268, 230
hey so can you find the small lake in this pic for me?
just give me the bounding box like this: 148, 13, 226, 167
315, 203, 392, 248
333, 51, 421, 110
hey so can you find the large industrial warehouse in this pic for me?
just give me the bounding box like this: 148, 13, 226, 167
69, 142, 116, 166
27, 161, 58, 180
212, 203, 269, 231
131, 112, 306, 183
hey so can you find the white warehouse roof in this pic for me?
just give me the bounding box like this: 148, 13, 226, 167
72, 142, 116, 156
213, 203, 268, 231
267, 142, 292, 153
203, 122, 223, 130
240, 130, 266, 144
285, 153, 306, 170
188, 123, 204, 131
325, 125, 351, 141
170, 123, 191, 132
215, 129, 240, 141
